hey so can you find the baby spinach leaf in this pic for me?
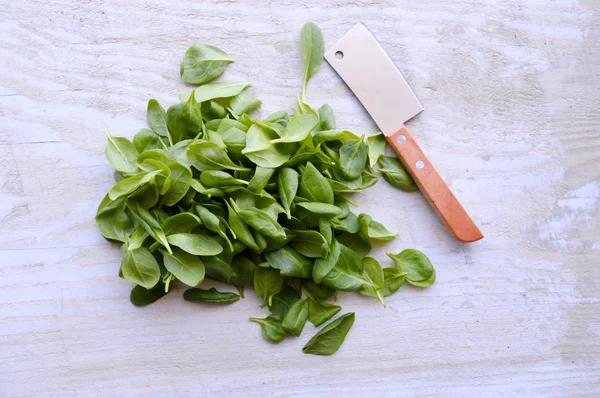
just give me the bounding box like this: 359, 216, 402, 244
254, 265, 284, 307
147, 99, 171, 143
183, 287, 240, 304
336, 232, 371, 258
128, 202, 172, 254
247, 167, 274, 193
264, 110, 288, 123
366, 132, 386, 167
313, 239, 341, 284
268, 285, 301, 317
238, 208, 286, 241
230, 256, 257, 296
162, 162, 192, 206
138, 158, 171, 195
128, 182, 159, 209
188, 141, 251, 172
104, 127, 139, 174
337, 139, 368, 181
378, 156, 418, 191
96, 194, 133, 243
160, 247, 205, 287
229, 86, 262, 115
200, 170, 247, 187
313, 129, 359, 146
302, 312, 355, 355
202, 101, 228, 120
304, 280, 334, 301
382, 268, 407, 297
130, 282, 168, 307
278, 168, 298, 219
121, 247, 161, 289
226, 200, 260, 251
300, 21, 324, 102
295, 202, 342, 218
318, 104, 335, 131
306, 294, 341, 327
358, 213, 398, 241
162, 212, 201, 235
242, 122, 294, 168
249, 315, 288, 343
298, 162, 334, 204
265, 246, 313, 279
282, 298, 308, 336
180, 44, 234, 85
167, 139, 193, 167
181, 82, 250, 103
133, 128, 167, 153
319, 218, 333, 246
166, 91, 203, 143
270, 113, 318, 144
387, 249, 435, 287
221, 127, 247, 161
283, 145, 333, 168
322, 243, 369, 291
203, 256, 236, 283
358, 257, 385, 307
166, 233, 223, 256
195, 205, 234, 251
290, 230, 328, 258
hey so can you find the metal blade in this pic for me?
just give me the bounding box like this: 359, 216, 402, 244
325, 23, 424, 135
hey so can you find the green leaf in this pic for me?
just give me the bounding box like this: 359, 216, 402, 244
138, 158, 171, 195
313, 129, 359, 146
242, 122, 294, 168
128, 182, 159, 209
268, 286, 300, 317
303, 280, 334, 301
128, 202, 172, 254
166, 90, 203, 143
195, 205, 233, 251
162, 212, 201, 235
249, 315, 288, 343
238, 208, 286, 241
336, 232, 371, 258
265, 246, 313, 279
180, 44, 234, 85
95, 194, 133, 243
290, 230, 328, 258
387, 249, 436, 287
253, 266, 284, 307
307, 295, 341, 327
188, 141, 250, 172
229, 86, 262, 115
180, 82, 251, 103
337, 139, 368, 181
319, 218, 333, 246
302, 312, 355, 355
161, 162, 192, 206
166, 233, 223, 256
378, 156, 418, 191
147, 99, 171, 142
277, 168, 298, 219
133, 128, 167, 153
318, 104, 335, 131
264, 110, 288, 123
358, 257, 385, 307
200, 170, 247, 187
247, 167, 274, 193
322, 243, 369, 291
358, 213, 398, 241
382, 268, 407, 297
295, 202, 342, 218
160, 247, 205, 287
130, 282, 169, 307
300, 22, 324, 101
225, 201, 259, 251
221, 127, 247, 162
331, 211, 360, 233
366, 132, 386, 167
183, 287, 240, 304
270, 113, 318, 144
104, 127, 139, 174
298, 162, 334, 204
230, 256, 256, 296
282, 299, 309, 336
121, 247, 161, 289
313, 239, 341, 284
203, 256, 235, 283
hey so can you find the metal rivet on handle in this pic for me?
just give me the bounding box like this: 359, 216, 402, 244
416, 160, 425, 169
397, 135, 406, 144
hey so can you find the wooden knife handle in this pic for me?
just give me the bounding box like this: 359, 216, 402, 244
386, 125, 483, 242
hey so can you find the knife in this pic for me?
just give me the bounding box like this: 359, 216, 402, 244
325, 23, 483, 243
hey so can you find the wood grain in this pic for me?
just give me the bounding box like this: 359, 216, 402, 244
387, 125, 483, 242
1, 0, 599, 397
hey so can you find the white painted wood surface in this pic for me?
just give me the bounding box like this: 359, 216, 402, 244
1, 0, 599, 396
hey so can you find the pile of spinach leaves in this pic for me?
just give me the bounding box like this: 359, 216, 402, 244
96, 22, 436, 355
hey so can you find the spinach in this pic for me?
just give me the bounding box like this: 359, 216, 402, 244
97, 21, 437, 355
180, 44, 234, 85
183, 287, 240, 304
387, 249, 436, 287
378, 156, 418, 191
254, 265, 284, 306
249, 315, 288, 343
302, 312, 355, 355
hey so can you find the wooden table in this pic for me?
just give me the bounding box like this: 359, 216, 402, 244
1, 1, 599, 396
